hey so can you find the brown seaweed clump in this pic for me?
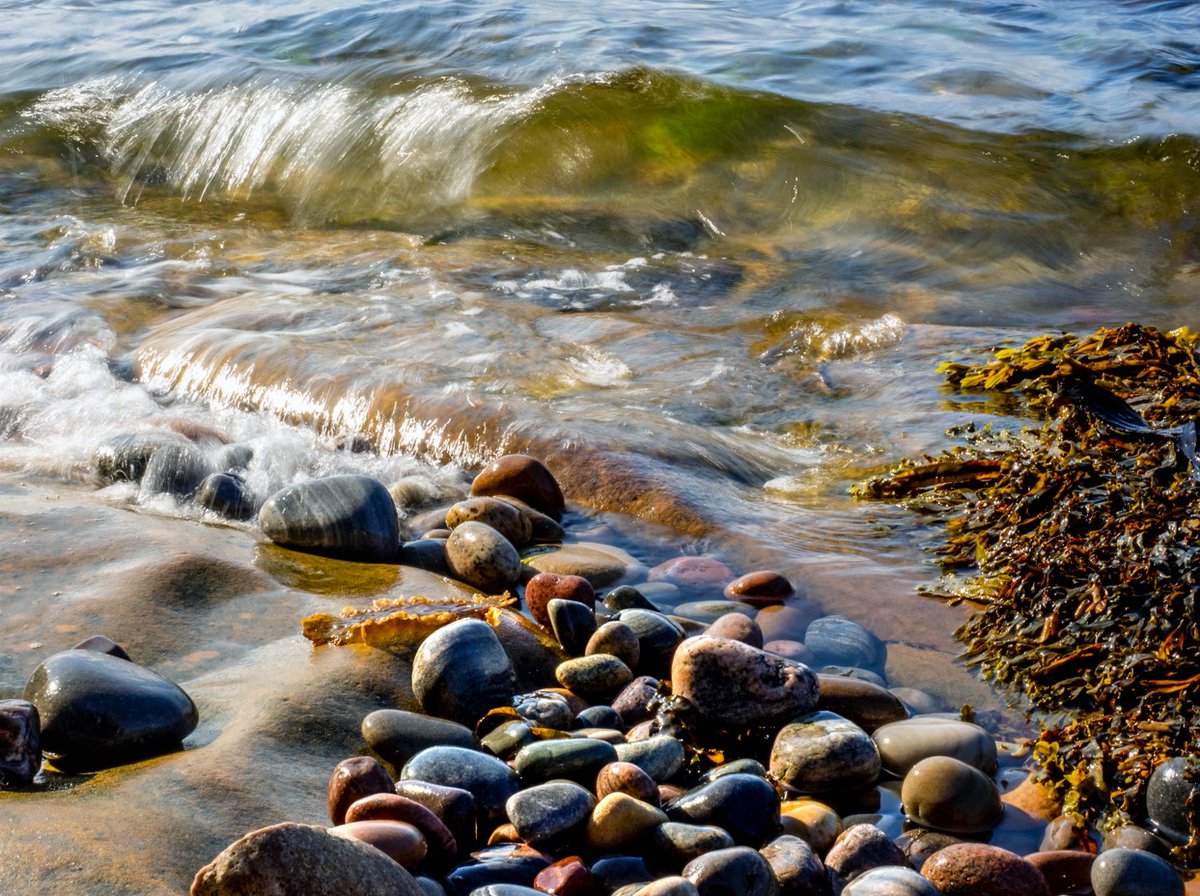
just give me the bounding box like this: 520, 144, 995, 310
853, 323, 1200, 861
302, 593, 517, 649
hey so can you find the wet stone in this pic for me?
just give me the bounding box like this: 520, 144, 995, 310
596, 761, 660, 805
549, 599, 598, 657
823, 823, 907, 883
556, 654, 632, 701
481, 721, 534, 759
1100, 824, 1169, 857
590, 857, 653, 892
471, 887, 543, 896
804, 616, 885, 671
724, 570, 794, 607
888, 688, 945, 716
527, 543, 647, 590
638, 877, 700, 896
525, 573, 596, 629
759, 834, 829, 896
602, 585, 659, 613
443, 844, 551, 896
393, 780, 476, 857
445, 521, 522, 593
514, 691, 575, 731
447, 497, 532, 549
649, 556, 734, 593
664, 773, 781, 847
763, 640, 815, 665
194, 471, 256, 519
0, 699, 40, 787
682, 846, 779, 896
140, 441, 213, 500
671, 635, 819, 730
674, 601, 756, 626
412, 618, 517, 728
400, 746, 519, 830
576, 705, 623, 730
24, 649, 197, 766
506, 781, 595, 847
900, 755, 1003, 834
894, 830, 961, 872
216, 442, 253, 472
919, 843, 1050, 896
586, 793, 668, 852
362, 709, 477, 768
343, 793, 458, 860
1090, 847, 1183, 896
71, 634, 130, 660
842, 867, 937, 896
649, 823, 736, 873
495, 496, 564, 545
533, 855, 596, 896
815, 675, 907, 735
872, 717, 997, 777
705, 758, 767, 781
398, 539, 453, 576
586, 621, 640, 670
331, 820, 428, 869
704, 612, 764, 647
329, 756, 395, 826
1145, 756, 1197, 846
258, 474, 400, 562
611, 676, 661, 727
779, 800, 842, 856
471, 454, 565, 520
614, 734, 685, 783
820, 667, 887, 687
769, 711, 881, 794
514, 737, 617, 787
95, 431, 190, 484
616, 610, 686, 678
1023, 851, 1094, 896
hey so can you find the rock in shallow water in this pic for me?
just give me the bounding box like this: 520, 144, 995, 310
447, 497, 532, 548
1145, 756, 1197, 846
190, 822, 425, 896
362, 709, 477, 768
24, 649, 197, 766
769, 711, 881, 794
872, 717, 997, 777
258, 474, 400, 562
919, 843, 1049, 896
804, 616, 885, 671
194, 472, 256, 520
0, 699, 40, 786
900, 755, 1002, 834
412, 619, 517, 728
471, 454, 566, 521
445, 521, 522, 592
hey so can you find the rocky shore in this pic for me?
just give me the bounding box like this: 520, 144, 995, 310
1, 447, 1195, 895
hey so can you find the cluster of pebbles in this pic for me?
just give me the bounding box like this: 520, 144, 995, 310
5, 436, 1194, 894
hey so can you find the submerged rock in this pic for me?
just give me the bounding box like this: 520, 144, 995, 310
447, 497, 532, 548
258, 474, 400, 561
471, 454, 566, 521
872, 717, 997, 777
1145, 756, 1197, 846
94, 431, 191, 483
194, 472, 256, 520
901, 755, 1003, 834
769, 711, 881, 794
139, 442, 213, 500
445, 521, 522, 592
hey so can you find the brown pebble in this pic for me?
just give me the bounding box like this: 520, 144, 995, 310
488, 823, 522, 845
763, 639, 815, 664
755, 603, 821, 643
71, 635, 132, 661
703, 613, 764, 647
1000, 775, 1061, 823
330, 820, 427, 869
920, 842, 1051, 896
596, 761, 660, 806
1040, 815, 1098, 853
824, 823, 908, 880
648, 556, 734, 591
723, 571, 794, 606
658, 784, 686, 803
344, 792, 458, 859
328, 756, 394, 826
815, 674, 908, 734
526, 573, 596, 628
471, 454, 565, 520
534, 855, 596, 896
586, 621, 641, 670
611, 676, 661, 727
0, 699, 41, 786
1023, 850, 1094, 894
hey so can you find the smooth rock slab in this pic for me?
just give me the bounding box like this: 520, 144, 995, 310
24, 650, 197, 766
769, 711, 881, 794
527, 543, 647, 590
191, 822, 425, 896
0, 699, 41, 786
412, 619, 517, 728
258, 474, 399, 561
1090, 847, 1184, 896
919, 843, 1049, 896
671, 635, 819, 730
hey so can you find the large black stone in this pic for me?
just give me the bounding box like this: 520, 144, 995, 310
664, 773, 781, 848
258, 474, 400, 562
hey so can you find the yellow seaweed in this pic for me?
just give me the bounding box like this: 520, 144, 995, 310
302, 592, 517, 648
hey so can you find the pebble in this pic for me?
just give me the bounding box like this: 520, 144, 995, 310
614, 735, 685, 783
445, 521, 522, 592
362, 709, 477, 767
0, 699, 41, 786
650, 823, 736, 872
648, 556, 734, 593
24, 649, 197, 766
481, 721, 534, 759
664, 773, 781, 848
819, 667, 887, 688
586, 793, 668, 852
400, 746, 520, 830
815, 675, 907, 734
330, 820, 429, 869
95, 431, 190, 483
71, 634, 131, 659
527, 543, 647, 589
533, 855, 596, 896
139, 441, 213, 500
759, 834, 828, 896
194, 472, 256, 519
703, 612, 764, 647
443, 844, 551, 896
514, 692, 575, 731
596, 761, 660, 805
894, 830, 960, 872
673, 601, 756, 626
671, 636, 819, 730
586, 622, 641, 670
549, 598, 599, 656
889, 688, 945, 716
576, 705, 622, 730
343, 793, 458, 859
602, 586, 660, 613
1023, 850, 1094, 895
447, 497, 532, 548
611, 676, 661, 727
755, 604, 821, 644
779, 799, 842, 855
842, 867, 938, 896
1100, 824, 1168, 857
823, 823, 907, 882
556, 655, 633, 701
900, 755, 1003, 834
918, 843, 1049, 896
398, 539, 453, 576
190, 822, 425, 896
769, 711, 881, 794
872, 717, 998, 777
494, 496, 564, 545
411, 619, 517, 728
471, 454, 566, 520
615, 610, 686, 678
803, 616, 886, 671
763, 640, 815, 665
393, 780, 477, 858
590, 856, 653, 892
328, 756, 395, 826
705, 758, 766, 781
505, 781, 596, 846
638, 877, 700, 896
258, 473, 400, 561
487, 608, 568, 686
1145, 756, 1196, 845
514, 738, 618, 787
723, 570, 795, 607
1090, 847, 1184, 896
682, 846, 778, 896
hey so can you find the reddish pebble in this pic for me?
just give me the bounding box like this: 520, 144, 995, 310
488, 823, 521, 845
596, 761, 660, 806
921, 843, 1051, 896
763, 639, 815, 664
471, 454, 565, 520
756, 603, 821, 643
704, 613, 764, 648
611, 676, 660, 727
1024, 850, 1094, 895
345, 792, 458, 859
330, 820, 427, 868
534, 855, 596, 896
327, 756, 394, 826
724, 570, 795, 607
658, 784, 686, 803
648, 556, 734, 591
525, 573, 595, 628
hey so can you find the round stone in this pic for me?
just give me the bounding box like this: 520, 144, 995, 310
95, 431, 190, 483
816, 674, 908, 734
556, 655, 632, 701
586, 792, 668, 852
533, 856, 595, 896
638, 877, 700, 896
673, 601, 756, 626
843, 867, 939, 896
514, 737, 618, 787
71, 634, 131, 659
586, 621, 641, 670
443, 844, 552, 894
548, 598, 598, 656
681, 846, 777, 896
258, 474, 399, 561
190, 822, 425, 896
393, 780, 476, 859
704, 613, 764, 647
505, 781, 595, 846
343, 793, 458, 860
1145, 756, 1197, 845
576, 705, 623, 730
920, 843, 1050, 896
1090, 847, 1184, 896
724, 571, 795, 607
525, 573, 596, 629
362, 709, 477, 768
445, 521, 521, 593
513, 692, 575, 731
494, 496, 564, 545
616, 610, 686, 678
1023, 851, 1094, 896
671, 635, 819, 730
526, 543, 646, 589
901, 755, 1003, 834
411, 619, 517, 728
471, 454, 565, 520
759, 834, 828, 896
614, 734, 685, 783
602, 585, 660, 613
0, 699, 41, 786
705, 758, 766, 781
611, 676, 661, 727
447, 497, 532, 548
400, 746, 519, 830
824, 823, 908, 882
23, 649, 197, 766
650, 823, 736, 873
139, 441, 213, 500
596, 761, 660, 805
664, 773, 781, 847
648, 556, 734, 592
804, 616, 886, 671
330, 821, 428, 868
397, 539, 452, 576
194, 471, 256, 519
328, 756, 394, 826
755, 604, 822, 644
779, 799, 842, 855
872, 717, 998, 777
763, 640, 815, 665
769, 711, 881, 794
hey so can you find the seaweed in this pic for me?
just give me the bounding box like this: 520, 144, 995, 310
853, 323, 1200, 862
